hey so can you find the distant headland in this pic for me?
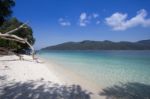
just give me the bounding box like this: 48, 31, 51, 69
41, 39, 150, 50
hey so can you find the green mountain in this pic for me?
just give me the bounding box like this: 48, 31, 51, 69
41, 39, 150, 50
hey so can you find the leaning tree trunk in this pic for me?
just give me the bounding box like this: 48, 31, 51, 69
0, 22, 35, 59
25, 40, 35, 59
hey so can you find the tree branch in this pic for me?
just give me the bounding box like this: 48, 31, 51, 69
0, 37, 25, 44
0, 21, 35, 59
0, 34, 25, 41
4, 21, 29, 34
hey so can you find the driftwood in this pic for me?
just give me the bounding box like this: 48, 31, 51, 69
0, 22, 35, 59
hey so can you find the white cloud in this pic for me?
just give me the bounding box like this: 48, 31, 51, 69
79, 12, 100, 27
79, 12, 90, 27
93, 13, 99, 18
80, 13, 87, 20
105, 9, 150, 31
58, 18, 71, 26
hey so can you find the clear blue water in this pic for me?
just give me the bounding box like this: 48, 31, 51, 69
37, 50, 150, 87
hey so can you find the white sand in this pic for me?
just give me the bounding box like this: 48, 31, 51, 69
0, 55, 104, 99
0, 55, 60, 84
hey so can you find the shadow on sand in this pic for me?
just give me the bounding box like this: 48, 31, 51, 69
0, 77, 91, 99
0, 75, 7, 81
99, 82, 150, 99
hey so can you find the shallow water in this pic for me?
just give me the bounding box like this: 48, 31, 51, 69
37, 50, 150, 88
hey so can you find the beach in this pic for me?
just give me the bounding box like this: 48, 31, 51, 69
1, 0, 150, 98
38, 50, 150, 86
43, 58, 102, 99
1, 50, 150, 99
0, 53, 150, 99
0, 55, 101, 99
38, 50, 150, 99
0, 55, 60, 83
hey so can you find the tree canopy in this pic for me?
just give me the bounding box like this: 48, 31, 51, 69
0, 18, 35, 52
0, 0, 15, 26
0, 0, 35, 55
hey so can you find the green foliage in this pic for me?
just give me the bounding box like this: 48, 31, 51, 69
0, 0, 35, 54
0, 0, 15, 26
0, 17, 35, 51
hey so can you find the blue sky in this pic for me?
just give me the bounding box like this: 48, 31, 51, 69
13, 0, 150, 49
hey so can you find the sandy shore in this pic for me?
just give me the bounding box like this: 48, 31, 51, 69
0, 55, 104, 99
0, 55, 60, 83
39, 57, 104, 99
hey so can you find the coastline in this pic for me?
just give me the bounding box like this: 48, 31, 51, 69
39, 56, 105, 99
0, 54, 102, 99
37, 50, 150, 99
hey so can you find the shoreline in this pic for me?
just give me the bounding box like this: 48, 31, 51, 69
39, 56, 105, 99
0, 54, 103, 99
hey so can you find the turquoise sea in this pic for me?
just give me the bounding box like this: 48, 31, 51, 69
37, 50, 150, 88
